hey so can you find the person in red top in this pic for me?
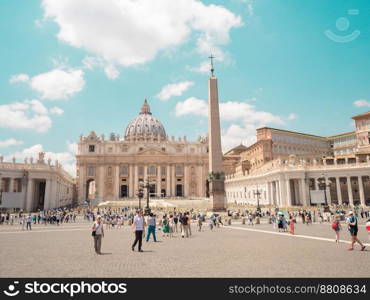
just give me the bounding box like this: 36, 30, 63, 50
331, 214, 342, 243
366, 218, 370, 241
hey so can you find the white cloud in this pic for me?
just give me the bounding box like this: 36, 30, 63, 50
221, 124, 257, 152
187, 60, 212, 74
0, 138, 24, 148
30, 68, 85, 100
42, 0, 242, 73
0, 100, 62, 133
157, 81, 194, 101
247, 0, 254, 16
104, 64, 120, 80
175, 97, 286, 151
6, 142, 76, 176
175, 97, 208, 117
287, 113, 297, 120
27, 99, 49, 115
82, 56, 100, 70
353, 99, 370, 107
175, 98, 284, 125
0, 100, 51, 132
49, 106, 64, 115
9, 73, 30, 83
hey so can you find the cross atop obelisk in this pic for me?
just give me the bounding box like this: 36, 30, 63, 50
209, 54, 215, 77
207, 55, 226, 212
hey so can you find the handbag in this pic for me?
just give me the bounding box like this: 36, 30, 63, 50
92, 230, 96, 236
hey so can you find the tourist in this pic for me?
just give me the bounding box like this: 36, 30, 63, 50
173, 214, 179, 232
331, 215, 342, 243
169, 214, 174, 237
248, 213, 254, 226
289, 215, 295, 235
271, 214, 276, 229
132, 210, 146, 252
346, 211, 366, 251
162, 215, 170, 237
366, 218, 370, 241
92, 216, 104, 255
208, 217, 214, 231
197, 215, 203, 231
187, 212, 192, 236
180, 213, 190, 238
26, 214, 32, 230
21, 215, 26, 230
146, 213, 157, 242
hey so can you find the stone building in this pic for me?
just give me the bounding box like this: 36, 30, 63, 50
76, 99, 209, 203
0, 153, 75, 211
225, 111, 370, 207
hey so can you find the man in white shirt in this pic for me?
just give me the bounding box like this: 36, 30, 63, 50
26, 214, 32, 231
132, 210, 146, 252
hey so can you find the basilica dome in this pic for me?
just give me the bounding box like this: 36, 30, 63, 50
124, 99, 167, 141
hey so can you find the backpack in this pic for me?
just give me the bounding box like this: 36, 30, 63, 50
181, 216, 188, 225
331, 222, 338, 230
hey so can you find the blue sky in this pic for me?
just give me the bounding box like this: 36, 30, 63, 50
1, 0, 370, 175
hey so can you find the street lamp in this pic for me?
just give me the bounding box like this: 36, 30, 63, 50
253, 186, 262, 213
136, 188, 144, 210
139, 178, 156, 215
318, 173, 331, 212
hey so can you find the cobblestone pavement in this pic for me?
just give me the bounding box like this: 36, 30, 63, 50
0, 220, 369, 278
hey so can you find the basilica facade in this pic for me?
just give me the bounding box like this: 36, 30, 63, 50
76, 100, 209, 203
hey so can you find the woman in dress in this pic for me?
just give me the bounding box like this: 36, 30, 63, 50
331, 214, 341, 243
162, 215, 170, 237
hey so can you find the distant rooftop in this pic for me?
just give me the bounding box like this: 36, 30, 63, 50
352, 111, 370, 120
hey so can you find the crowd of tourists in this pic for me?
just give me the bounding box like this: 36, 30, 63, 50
0, 209, 78, 230
1, 204, 369, 254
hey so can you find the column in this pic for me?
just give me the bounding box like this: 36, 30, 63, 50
347, 176, 354, 206
184, 164, 189, 197
171, 165, 176, 197
156, 165, 161, 196
166, 165, 171, 197
198, 165, 204, 197
314, 178, 319, 190
144, 165, 148, 180
300, 178, 308, 206
50, 178, 57, 208
26, 179, 34, 212
324, 177, 332, 205
278, 179, 284, 206
95, 166, 105, 200
336, 177, 343, 205
134, 165, 138, 196
286, 178, 292, 206
276, 180, 281, 206
114, 166, 119, 199
129, 164, 133, 197
144, 165, 148, 198
358, 176, 366, 207
43, 179, 51, 210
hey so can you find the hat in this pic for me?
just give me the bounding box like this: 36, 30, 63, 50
348, 211, 354, 215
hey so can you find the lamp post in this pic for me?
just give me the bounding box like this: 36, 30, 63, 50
136, 188, 144, 210
139, 178, 155, 215
318, 173, 331, 212
253, 186, 262, 213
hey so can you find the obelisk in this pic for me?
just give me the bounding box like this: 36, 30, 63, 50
208, 55, 226, 212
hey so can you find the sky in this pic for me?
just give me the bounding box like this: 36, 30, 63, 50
1, 0, 370, 176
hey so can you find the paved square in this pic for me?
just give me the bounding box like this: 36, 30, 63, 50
0, 218, 369, 278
